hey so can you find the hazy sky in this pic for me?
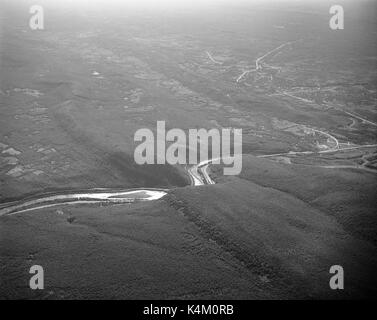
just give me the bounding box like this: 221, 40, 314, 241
3, 0, 359, 10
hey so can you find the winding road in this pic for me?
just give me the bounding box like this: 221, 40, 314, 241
206, 51, 223, 65
236, 40, 297, 83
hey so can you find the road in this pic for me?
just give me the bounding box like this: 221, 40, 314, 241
236, 40, 296, 83
1, 139, 375, 216
273, 88, 377, 128
206, 51, 222, 65
311, 128, 339, 150
258, 144, 377, 158
2, 144, 376, 216
255, 41, 294, 70
319, 165, 377, 173
188, 158, 218, 186
236, 69, 256, 83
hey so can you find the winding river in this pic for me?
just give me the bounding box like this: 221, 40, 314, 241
0, 160, 214, 216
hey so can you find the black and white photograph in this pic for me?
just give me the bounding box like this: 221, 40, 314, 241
0, 0, 376, 306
